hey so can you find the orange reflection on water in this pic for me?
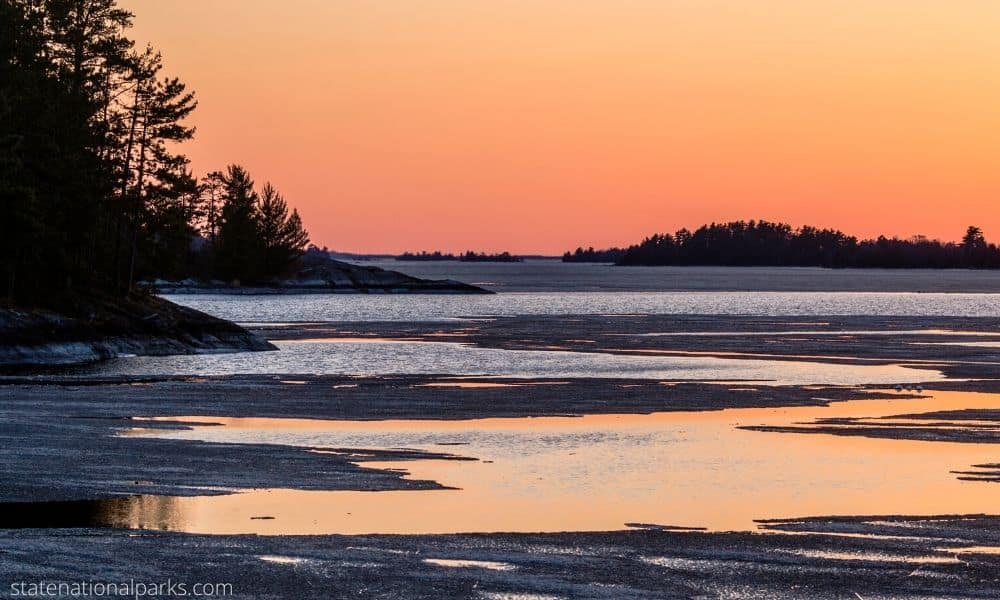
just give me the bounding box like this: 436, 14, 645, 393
119, 391, 1000, 535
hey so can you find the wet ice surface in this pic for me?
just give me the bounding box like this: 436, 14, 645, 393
166, 291, 1000, 322
108, 391, 1000, 535
77, 339, 943, 385
51, 285, 1000, 539
423, 559, 516, 571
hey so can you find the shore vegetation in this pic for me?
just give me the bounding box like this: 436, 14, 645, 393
1, 0, 309, 304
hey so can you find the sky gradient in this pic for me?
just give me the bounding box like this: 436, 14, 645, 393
122, 1, 1000, 254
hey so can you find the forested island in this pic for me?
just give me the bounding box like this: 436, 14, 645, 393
398, 251, 523, 262
571, 221, 1000, 268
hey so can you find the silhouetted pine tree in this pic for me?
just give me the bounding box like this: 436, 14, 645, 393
1, 0, 317, 300
1, 0, 126, 299
215, 165, 261, 283
258, 182, 310, 277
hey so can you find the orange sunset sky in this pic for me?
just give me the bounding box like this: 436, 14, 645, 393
121, 1, 1000, 254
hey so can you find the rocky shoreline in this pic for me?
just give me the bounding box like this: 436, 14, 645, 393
0, 294, 274, 368
148, 253, 492, 295
0, 255, 492, 367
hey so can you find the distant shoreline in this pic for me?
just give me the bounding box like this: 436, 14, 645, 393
152, 286, 492, 295
355, 261, 1000, 294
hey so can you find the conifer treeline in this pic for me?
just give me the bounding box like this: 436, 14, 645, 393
398, 251, 522, 263
613, 221, 1000, 268
0, 0, 308, 301
562, 247, 626, 263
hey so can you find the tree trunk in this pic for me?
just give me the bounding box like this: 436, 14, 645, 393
114, 80, 141, 293
126, 111, 150, 294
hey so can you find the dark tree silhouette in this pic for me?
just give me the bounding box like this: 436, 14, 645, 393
1, 0, 129, 299
258, 182, 310, 276
962, 226, 989, 268
200, 170, 225, 244
562, 247, 626, 263
215, 165, 261, 282
611, 221, 1000, 268
397, 251, 522, 262
208, 167, 311, 283
138, 161, 201, 280
1, 0, 318, 301
119, 47, 198, 290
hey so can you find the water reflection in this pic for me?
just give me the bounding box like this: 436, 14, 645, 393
75, 340, 944, 386
165, 291, 1000, 322
0, 495, 182, 530
45, 391, 999, 536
